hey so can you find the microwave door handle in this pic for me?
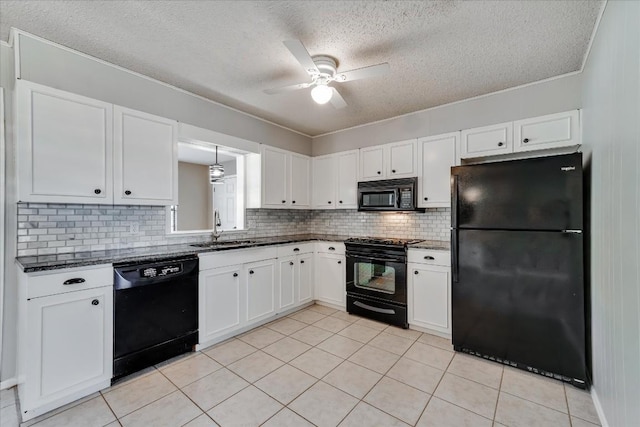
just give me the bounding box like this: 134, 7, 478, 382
395, 189, 401, 208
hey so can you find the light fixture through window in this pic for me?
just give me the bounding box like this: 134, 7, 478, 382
209, 146, 225, 183
311, 84, 333, 104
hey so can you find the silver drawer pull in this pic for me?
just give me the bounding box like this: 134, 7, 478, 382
424, 256, 435, 260
354, 300, 396, 315
63, 278, 86, 285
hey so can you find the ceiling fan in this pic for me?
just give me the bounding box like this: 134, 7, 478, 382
264, 39, 390, 109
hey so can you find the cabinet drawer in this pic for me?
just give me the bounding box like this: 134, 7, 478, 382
25, 265, 113, 299
315, 242, 345, 255
408, 249, 450, 266
276, 242, 314, 257
199, 246, 278, 270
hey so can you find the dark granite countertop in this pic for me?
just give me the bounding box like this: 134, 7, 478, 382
408, 240, 451, 251
16, 234, 351, 272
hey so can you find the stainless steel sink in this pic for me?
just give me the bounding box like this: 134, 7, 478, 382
191, 240, 259, 248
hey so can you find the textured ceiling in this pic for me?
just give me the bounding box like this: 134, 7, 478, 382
0, 1, 602, 136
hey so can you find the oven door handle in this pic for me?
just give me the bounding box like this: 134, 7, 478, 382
354, 300, 396, 315
346, 254, 406, 264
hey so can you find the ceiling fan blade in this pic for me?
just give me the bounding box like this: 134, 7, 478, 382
264, 82, 312, 95
283, 40, 320, 75
336, 63, 390, 83
330, 88, 347, 109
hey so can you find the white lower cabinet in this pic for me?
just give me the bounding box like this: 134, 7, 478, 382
278, 256, 297, 311
246, 260, 276, 323
199, 265, 243, 344
408, 249, 452, 336
298, 253, 314, 304
18, 266, 113, 421
277, 247, 315, 310
315, 250, 346, 308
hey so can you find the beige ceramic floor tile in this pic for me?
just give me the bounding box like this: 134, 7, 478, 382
153, 351, 199, 370
405, 342, 454, 370
416, 396, 492, 427
255, 364, 317, 404
21, 393, 102, 427
330, 310, 360, 323
339, 402, 410, 427
1, 405, 19, 427
308, 304, 339, 315
317, 334, 364, 358
203, 338, 256, 366
289, 348, 344, 378
265, 317, 308, 335
369, 332, 415, 355
313, 316, 352, 333
363, 377, 430, 425
104, 422, 121, 427
348, 344, 400, 374
23, 396, 115, 427
101, 366, 157, 394
102, 371, 177, 418
183, 414, 219, 427
159, 353, 222, 388
495, 392, 570, 427
501, 368, 567, 413
227, 350, 284, 382
565, 384, 601, 424
119, 391, 201, 427
0, 388, 16, 409
434, 373, 499, 419
418, 333, 454, 351
571, 416, 600, 427
208, 386, 282, 426
262, 336, 312, 362
288, 309, 327, 324
354, 317, 388, 331
237, 327, 285, 348
290, 325, 334, 346
386, 357, 444, 394
323, 360, 382, 399
181, 368, 249, 411
289, 382, 358, 427
446, 353, 503, 389
337, 323, 381, 343
384, 325, 422, 340
262, 408, 314, 426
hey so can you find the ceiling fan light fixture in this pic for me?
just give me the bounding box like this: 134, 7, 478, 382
311, 84, 333, 104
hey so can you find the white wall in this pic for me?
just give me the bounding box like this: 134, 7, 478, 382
177, 162, 212, 231
17, 33, 312, 155
312, 72, 582, 155
581, 1, 640, 426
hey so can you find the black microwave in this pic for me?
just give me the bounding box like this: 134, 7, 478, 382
357, 177, 419, 211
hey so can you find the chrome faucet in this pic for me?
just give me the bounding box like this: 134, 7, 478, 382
212, 210, 223, 241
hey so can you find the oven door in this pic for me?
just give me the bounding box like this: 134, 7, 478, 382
346, 251, 407, 304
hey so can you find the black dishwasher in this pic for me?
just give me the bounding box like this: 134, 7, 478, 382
113, 255, 198, 381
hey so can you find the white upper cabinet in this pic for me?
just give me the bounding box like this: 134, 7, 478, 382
460, 122, 513, 158
114, 106, 178, 205
460, 110, 581, 159
17, 81, 113, 204
261, 146, 310, 209
418, 132, 458, 208
359, 139, 417, 181
312, 149, 358, 209
513, 110, 580, 152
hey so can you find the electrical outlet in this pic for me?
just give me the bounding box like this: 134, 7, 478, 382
129, 222, 139, 235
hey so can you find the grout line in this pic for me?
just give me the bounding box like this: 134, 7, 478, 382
493, 359, 505, 422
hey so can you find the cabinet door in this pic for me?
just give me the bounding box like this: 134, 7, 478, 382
298, 254, 314, 304
246, 260, 276, 322
513, 110, 580, 153
24, 286, 112, 413
262, 147, 289, 207
199, 266, 243, 344
290, 153, 311, 208
418, 133, 457, 208
460, 122, 512, 158
17, 81, 113, 204
408, 264, 450, 334
278, 257, 297, 312
359, 146, 385, 180
114, 106, 178, 205
388, 139, 417, 178
315, 253, 345, 308
312, 155, 336, 209
336, 150, 358, 209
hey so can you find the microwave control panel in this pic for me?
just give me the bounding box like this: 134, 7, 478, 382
399, 187, 413, 208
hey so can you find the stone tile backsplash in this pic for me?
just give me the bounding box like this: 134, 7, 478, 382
16, 203, 450, 256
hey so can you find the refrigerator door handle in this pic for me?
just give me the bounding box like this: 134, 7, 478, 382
451, 174, 459, 228
451, 228, 459, 283
562, 230, 582, 234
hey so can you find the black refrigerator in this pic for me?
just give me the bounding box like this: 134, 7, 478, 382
451, 153, 587, 387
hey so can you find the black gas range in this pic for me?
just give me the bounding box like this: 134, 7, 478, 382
345, 237, 423, 328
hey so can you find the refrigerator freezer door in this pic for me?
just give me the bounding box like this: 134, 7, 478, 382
452, 153, 583, 230
452, 229, 586, 381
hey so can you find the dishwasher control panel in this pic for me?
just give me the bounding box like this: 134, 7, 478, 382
140, 264, 183, 278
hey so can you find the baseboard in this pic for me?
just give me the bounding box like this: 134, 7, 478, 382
591, 387, 609, 427
0, 378, 18, 390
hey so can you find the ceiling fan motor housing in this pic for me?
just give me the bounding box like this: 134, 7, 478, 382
312, 56, 338, 78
